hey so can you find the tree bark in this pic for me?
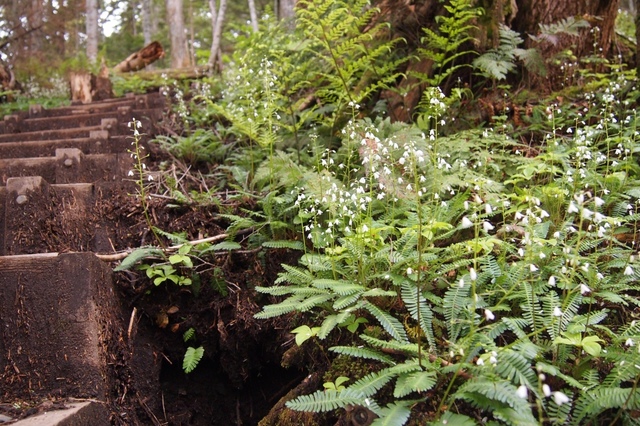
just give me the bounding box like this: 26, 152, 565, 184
207, 0, 227, 71
278, 0, 296, 20
85, 0, 99, 64
166, 0, 191, 68
113, 41, 165, 73
141, 0, 154, 45
637, 0, 640, 76
248, 0, 259, 32
511, 0, 619, 59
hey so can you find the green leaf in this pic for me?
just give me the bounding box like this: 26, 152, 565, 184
393, 371, 437, 398
183, 327, 196, 342
371, 401, 411, 426
364, 302, 409, 343
114, 247, 164, 271
581, 335, 603, 357
183, 346, 204, 373
291, 325, 320, 346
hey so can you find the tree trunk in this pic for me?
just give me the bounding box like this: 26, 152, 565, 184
511, 0, 619, 59
207, 0, 227, 71
85, 0, 99, 64
278, 0, 296, 20
141, 0, 154, 45
248, 0, 259, 32
166, 0, 190, 68
637, 0, 640, 76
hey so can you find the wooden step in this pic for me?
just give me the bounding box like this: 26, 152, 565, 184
0, 134, 133, 158
0, 252, 119, 402
0, 149, 132, 185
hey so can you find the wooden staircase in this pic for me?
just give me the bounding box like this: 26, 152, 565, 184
0, 92, 166, 424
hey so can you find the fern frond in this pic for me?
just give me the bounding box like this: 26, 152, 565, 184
393, 370, 437, 398
349, 368, 397, 397
360, 334, 420, 356
262, 240, 305, 250
285, 388, 369, 412
370, 401, 412, 426
443, 280, 470, 343
455, 379, 538, 425
364, 301, 409, 343
183, 346, 204, 373
276, 263, 316, 286
329, 346, 395, 365
313, 278, 365, 295
114, 246, 165, 272
254, 295, 305, 319
400, 282, 436, 349
494, 349, 538, 392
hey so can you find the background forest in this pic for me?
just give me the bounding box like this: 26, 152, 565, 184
2, 0, 640, 425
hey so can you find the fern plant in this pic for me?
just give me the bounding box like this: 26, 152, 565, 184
417, 0, 483, 88
296, 0, 406, 126
254, 71, 640, 424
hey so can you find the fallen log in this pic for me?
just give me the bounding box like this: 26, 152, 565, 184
114, 41, 165, 73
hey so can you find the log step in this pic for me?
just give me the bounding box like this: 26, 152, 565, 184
0, 135, 132, 158
10, 400, 109, 426
0, 149, 132, 185
0, 252, 118, 404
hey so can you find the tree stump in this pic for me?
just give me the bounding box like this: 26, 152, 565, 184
68, 61, 113, 104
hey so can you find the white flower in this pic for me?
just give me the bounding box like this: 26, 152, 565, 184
459, 278, 465, 288
539, 252, 546, 259
485, 203, 493, 214
361, 224, 369, 233
469, 268, 477, 281
489, 354, 497, 364
625, 338, 635, 347
553, 391, 570, 406
594, 197, 605, 207
567, 202, 579, 214
579, 283, 591, 295
476, 358, 485, 366
461, 216, 474, 229
548, 276, 556, 287
407, 267, 413, 275
530, 264, 538, 272
127, 170, 134, 177
553, 307, 563, 317
484, 309, 495, 321
516, 385, 528, 399
482, 221, 495, 232
624, 266, 634, 276
543, 384, 552, 397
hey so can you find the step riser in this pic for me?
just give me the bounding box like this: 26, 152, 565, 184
0, 151, 132, 185
0, 253, 117, 401
0, 135, 134, 159
2, 109, 163, 136
1, 177, 138, 255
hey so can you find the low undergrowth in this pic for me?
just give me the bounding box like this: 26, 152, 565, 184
112, 1, 640, 425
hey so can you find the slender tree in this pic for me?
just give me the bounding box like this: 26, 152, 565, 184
248, 0, 259, 32
278, 0, 295, 20
166, 0, 190, 68
141, 0, 154, 45
207, 0, 227, 71
86, 0, 99, 63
